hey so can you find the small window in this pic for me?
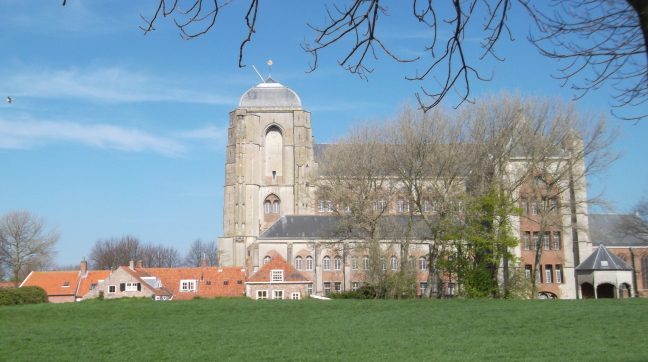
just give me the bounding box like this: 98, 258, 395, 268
334, 256, 341, 270
352, 282, 360, 291
448, 283, 456, 296
522, 200, 528, 215
531, 202, 538, 215
264, 256, 271, 264
419, 282, 427, 296
525, 265, 532, 281
533, 233, 540, 250
327, 200, 333, 213
273, 290, 283, 299
553, 232, 561, 250
63, 281, 69, 287
273, 200, 280, 214
545, 265, 553, 283
555, 265, 563, 284
206, 281, 211, 285
363, 256, 370, 270
291, 292, 300, 300
90, 283, 97, 290
125, 282, 139, 292
423, 198, 430, 213
295, 256, 303, 271
318, 197, 325, 213
391, 256, 398, 271
223, 281, 229, 285
601, 260, 609, 268
324, 282, 331, 296
398, 198, 404, 213
306, 256, 313, 271
323, 256, 331, 271
272, 170, 276, 181
307, 283, 313, 295
237, 280, 242, 284
544, 233, 551, 250
409, 256, 415, 270
352, 257, 358, 270
334, 282, 341, 293
271, 270, 283, 282
264, 200, 271, 214
180, 280, 197, 292
523, 232, 531, 250
257, 290, 268, 300
419, 257, 426, 271
108, 285, 116, 293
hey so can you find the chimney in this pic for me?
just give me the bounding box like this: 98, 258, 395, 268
129, 260, 135, 270
137, 260, 143, 268
80, 258, 87, 275
202, 258, 207, 268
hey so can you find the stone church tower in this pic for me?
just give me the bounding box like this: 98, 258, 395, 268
218, 79, 317, 267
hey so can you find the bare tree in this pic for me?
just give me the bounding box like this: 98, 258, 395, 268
0, 211, 60, 287
618, 198, 648, 242
140, 243, 183, 268
88, 235, 141, 270
132, 1, 647, 119
184, 239, 220, 267
525, 0, 648, 121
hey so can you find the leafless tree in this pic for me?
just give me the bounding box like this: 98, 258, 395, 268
184, 238, 220, 267
524, 0, 648, 121
133, 1, 647, 119
0, 211, 60, 287
88, 235, 142, 270
140, 243, 183, 268
618, 198, 648, 242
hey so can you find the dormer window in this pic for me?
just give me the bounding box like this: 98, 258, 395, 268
180, 280, 197, 292
63, 281, 69, 287
601, 260, 609, 268
271, 270, 283, 282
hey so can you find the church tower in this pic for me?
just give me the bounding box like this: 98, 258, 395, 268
218, 78, 317, 267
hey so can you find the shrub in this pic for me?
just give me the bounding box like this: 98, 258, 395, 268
329, 286, 376, 300
12, 286, 49, 304
0, 286, 48, 306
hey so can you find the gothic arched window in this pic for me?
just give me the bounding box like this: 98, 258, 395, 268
391, 256, 398, 270
363, 256, 370, 270
323, 256, 331, 271
295, 256, 303, 271
264, 201, 271, 214
273, 200, 280, 214
334, 256, 341, 270
306, 256, 313, 271
419, 257, 427, 271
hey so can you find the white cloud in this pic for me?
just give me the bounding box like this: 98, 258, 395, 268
178, 125, 227, 140
0, 117, 185, 155
6, 66, 237, 105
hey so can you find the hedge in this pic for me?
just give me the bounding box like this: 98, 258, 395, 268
0, 286, 49, 306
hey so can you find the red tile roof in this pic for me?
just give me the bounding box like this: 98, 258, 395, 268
119, 267, 173, 297
144, 266, 247, 300
248, 253, 309, 282
20, 271, 80, 296
0, 282, 14, 289
77, 270, 111, 298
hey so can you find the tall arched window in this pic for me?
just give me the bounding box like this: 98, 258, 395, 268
334, 256, 341, 270
273, 200, 280, 214
265, 126, 283, 182
323, 256, 331, 270
306, 256, 313, 271
642, 255, 648, 290
363, 256, 369, 270
264, 201, 271, 214
409, 256, 415, 270
352, 257, 358, 270
380, 258, 387, 271
419, 256, 426, 271
318, 197, 325, 213
391, 256, 398, 270
295, 256, 303, 270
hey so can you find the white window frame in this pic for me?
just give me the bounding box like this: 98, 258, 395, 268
295, 256, 302, 271
125, 282, 138, 292
419, 257, 426, 271
555, 265, 563, 284
423, 198, 430, 213
352, 282, 360, 291
291, 292, 300, 300
522, 201, 528, 215
318, 197, 325, 213
334, 282, 341, 293
363, 256, 370, 270
553, 232, 561, 250
324, 282, 331, 296
257, 290, 268, 300
380, 258, 387, 271
334, 256, 341, 270
525, 265, 532, 281
271, 270, 283, 282
307, 284, 313, 295
327, 200, 333, 213
108, 285, 116, 293
180, 280, 197, 292
533, 233, 540, 250
306, 256, 313, 271
273, 290, 283, 299
323, 256, 331, 271
531, 202, 538, 215
391, 256, 398, 271
544, 233, 551, 250
352, 257, 358, 270
273, 200, 280, 214
523, 232, 531, 250
419, 282, 427, 296
545, 265, 553, 283
398, 198, 404, 213
264, 256, 271, 264
264, 200, 271, 214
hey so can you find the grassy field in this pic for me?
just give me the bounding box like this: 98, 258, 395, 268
0, 298, 647, 362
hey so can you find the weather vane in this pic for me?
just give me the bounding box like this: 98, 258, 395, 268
267, 59, 273, 78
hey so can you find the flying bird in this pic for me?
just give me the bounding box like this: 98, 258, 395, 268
6, 96, 12, 104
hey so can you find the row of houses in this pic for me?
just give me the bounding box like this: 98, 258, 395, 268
19, 254, 313, 303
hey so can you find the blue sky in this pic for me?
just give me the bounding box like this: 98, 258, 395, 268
1, 1, 646, 267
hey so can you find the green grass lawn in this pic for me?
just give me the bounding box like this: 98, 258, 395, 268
0, 298, 647, 362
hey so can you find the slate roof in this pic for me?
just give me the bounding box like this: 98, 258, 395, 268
589, 214, 648, 247
575, 244, 633, 271
144, 266, 246, 300
20, 271, 80, 296
239, 79, 302, 108
248, 252, 309, 283
258, 215, 440, 240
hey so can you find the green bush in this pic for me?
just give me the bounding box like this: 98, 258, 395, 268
0, 287, 48, 306
329, 286, 376, 299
